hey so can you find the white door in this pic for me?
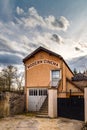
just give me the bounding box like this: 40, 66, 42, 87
28, 88, 47, 111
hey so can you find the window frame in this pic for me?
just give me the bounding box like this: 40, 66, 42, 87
29, 89, 47, 96
50, 69, 61, 87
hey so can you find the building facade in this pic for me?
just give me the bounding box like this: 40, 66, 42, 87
23, 47, 83, 112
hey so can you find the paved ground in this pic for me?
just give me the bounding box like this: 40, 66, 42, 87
0, 115, 83, 130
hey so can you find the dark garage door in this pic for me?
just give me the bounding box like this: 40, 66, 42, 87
57, 97, 84, 121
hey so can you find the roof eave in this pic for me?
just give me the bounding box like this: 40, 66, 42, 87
23, 46, 73, 75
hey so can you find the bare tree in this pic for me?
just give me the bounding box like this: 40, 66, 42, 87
1, 65, 17, 91
15, 72, 24, 91
0, 65, 24, 92
0, 75, 5, 91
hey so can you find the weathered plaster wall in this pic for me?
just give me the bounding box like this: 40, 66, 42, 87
25, 51, 62, 87
0, 92, 25, 117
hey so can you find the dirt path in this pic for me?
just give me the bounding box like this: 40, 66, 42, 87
0, 115, 83, 130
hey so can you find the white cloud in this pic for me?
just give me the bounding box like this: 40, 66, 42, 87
45, 16, 70, 31
22, 7, 70, 31
33, 33, 52, 47
58, 16, 70, 31
79, 42, 87, 48
16, 6, 24, 15
0, 6, 87, 67
28, 7, 38, 16
19, 35, 30, 45
51, 34, 64, 44
21, 7, 45, 28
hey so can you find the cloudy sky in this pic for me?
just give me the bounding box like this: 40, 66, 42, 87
0, 0, 87, 70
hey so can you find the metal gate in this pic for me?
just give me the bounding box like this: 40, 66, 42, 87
57, 97, 84, 121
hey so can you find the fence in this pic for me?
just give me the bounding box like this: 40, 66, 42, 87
57, 97, 84, 121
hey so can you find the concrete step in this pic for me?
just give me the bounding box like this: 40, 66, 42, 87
37, 97, 48, 117
39, 110, 48, 112
36, 114, 49, 118
40, 107, 48, 111
41, 103, 48, 106
38, 108, 48, 111
39, 111, 48, 114
37, 113, 48, 116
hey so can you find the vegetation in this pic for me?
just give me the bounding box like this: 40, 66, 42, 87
73, 68, 78, 75
0, 65, 24, 93
73, 68, 87, 76
23, 112, 37, 117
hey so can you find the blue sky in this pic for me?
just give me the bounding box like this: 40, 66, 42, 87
0, 0, 87, 70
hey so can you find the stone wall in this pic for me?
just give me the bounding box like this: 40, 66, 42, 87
0, 92, 25, 117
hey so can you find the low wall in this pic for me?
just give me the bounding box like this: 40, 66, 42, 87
0, 92, 25, 117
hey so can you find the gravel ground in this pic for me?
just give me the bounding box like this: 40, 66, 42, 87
0, 115, 83, 130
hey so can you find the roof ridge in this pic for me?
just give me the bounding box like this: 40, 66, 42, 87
23, 46, 73, 75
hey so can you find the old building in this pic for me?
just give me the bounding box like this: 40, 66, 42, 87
72, 73, 87, 93
23, 46, 83, 112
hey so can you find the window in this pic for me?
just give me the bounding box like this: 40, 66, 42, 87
29, 90, 33, 95
51, 70, 60, 87
29, 89, 47, 96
